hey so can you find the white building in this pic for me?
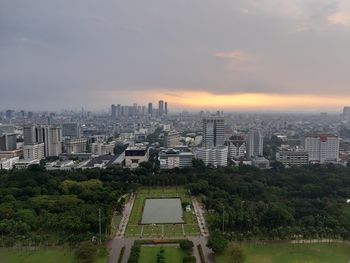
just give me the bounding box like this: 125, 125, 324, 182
246, 130, 263, 160
0, 157, 19, 170
303, 134, 339, 164
196, 146, 228, 167
14, 159, 40, 169
91, 142, 115, 156
159, 148, 194, 170
23, 143, 45, 161
226, 136, 246, 160
63, 138, 87, 154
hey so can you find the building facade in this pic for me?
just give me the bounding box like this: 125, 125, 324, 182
165, 130, 181, 148
159, 149, 194, 170
23, 143, 45, 161
246, 130, 263, 160
125, 145, 149, 169
63, 138, 87, 154
0, 133, 17, 151
196, 146, 228, 167
276, 150, 309, 167
303, 134, 339, 164
202, 116, 225, 148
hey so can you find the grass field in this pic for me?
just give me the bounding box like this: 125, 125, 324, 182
138, 246, 185, 263
125, 187, 200, 238
217, 242, 350, 263
0, 247, 107, 263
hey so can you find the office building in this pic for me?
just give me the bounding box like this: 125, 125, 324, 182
23, 125, 62, 157
159, 148, 194, 170
196, 146, 228, 167
125, 145, 149, 169
63, 138, 87, 154
148, 103, 153, 115
246, 130, 263, 160
343, 106, 350, 116
202, 116, 225, 148
165, 130, 181, 148
158, 100, 164, 116
23, 143, 45, 161
276, 150, 309, 167
91, 142, 115, 156
303, 134, 339, 164
111, 104, 117, 119
165, 102, 168, 115
226, 135, 246, 160
0, 133, 17, 151
62, 123, 81, 138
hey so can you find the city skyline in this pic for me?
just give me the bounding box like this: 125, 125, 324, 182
2, 1, 350, 111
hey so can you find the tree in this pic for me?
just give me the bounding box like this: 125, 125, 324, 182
74, 241, 97, 263
207, 231, 229, 254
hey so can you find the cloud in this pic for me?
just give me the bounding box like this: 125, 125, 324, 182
328, 11, 350, 26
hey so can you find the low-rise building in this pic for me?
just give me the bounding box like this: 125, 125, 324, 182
14, 159, 40, 169
63, 138, 87, 154
91, 142, 115, 156
125, 145, 149, 169
0, 157, 20, 170
196, 146, 228, 167
159, 148, 194, 170
276, 150, 309, 167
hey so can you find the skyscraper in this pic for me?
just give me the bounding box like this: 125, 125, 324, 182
148, 103, 153, 115
158, 100, 164, 116
343, 106, 350, 116
0, 133, 17, 151
202, 116, 225, 148
246, 130, 264, 159
111, 104, 117, 119
165, 102, 168, 115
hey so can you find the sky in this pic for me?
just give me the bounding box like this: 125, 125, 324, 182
1, 0, 350, 112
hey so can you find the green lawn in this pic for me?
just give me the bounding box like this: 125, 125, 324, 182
217, 243, 350, 263
0, 247, 107, 263
125, 187, 200, 238
138, 246, 185, 263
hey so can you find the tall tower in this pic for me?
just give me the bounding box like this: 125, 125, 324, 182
158, 100, 164, 116
148, 103, 153, 115
165, 102, 168, 115
111, 104, 117, 119
246, 130, 263, 159
202, 116, 225, 148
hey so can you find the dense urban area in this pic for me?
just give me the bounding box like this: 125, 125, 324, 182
1, 103, 350, 263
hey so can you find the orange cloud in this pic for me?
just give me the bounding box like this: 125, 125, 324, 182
150, 91, 350, 111
328, 11, 350, 26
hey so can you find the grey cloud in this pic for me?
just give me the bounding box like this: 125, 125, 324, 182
1, 0, 350, 109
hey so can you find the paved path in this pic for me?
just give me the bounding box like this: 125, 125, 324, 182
108, 194, 135, 263
189, 236, 215, 263
192, 197, 209, 237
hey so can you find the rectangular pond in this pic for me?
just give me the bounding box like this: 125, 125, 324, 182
141, 198, 184, 224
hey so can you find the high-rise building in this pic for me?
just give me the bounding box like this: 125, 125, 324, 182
246, 130, 264, 159
165, 102, 168, 115
202, 116, 225, 148
23, 125, 62, 157
0, 133, 17, 151
5, 110, 13, 119
23, 125, 37, 145
111, 104, 117, 119
148, 103, 153, 115
343, 106, 350, 116
62, 123, 81, 138
158, 100, 164, 116
303, 134, 339, 164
